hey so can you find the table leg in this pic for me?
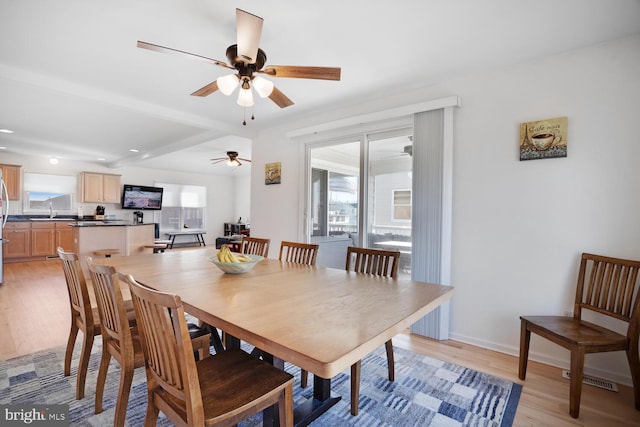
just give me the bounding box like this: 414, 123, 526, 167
293, 375, 341, 426
263, 352, 340, 427
225, 335, 340, 426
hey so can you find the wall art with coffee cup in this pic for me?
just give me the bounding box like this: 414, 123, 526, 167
519, 116, 567, 161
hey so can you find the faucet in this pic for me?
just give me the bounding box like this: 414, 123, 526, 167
49, 202, 55, 219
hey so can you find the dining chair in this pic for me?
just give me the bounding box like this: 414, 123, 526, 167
519, 252, 640, 418
121, 272, 295, 427
279, 240, 319, 265
241, 236, 271, 257
58, 248, 101, 400
86, 256, 145, 427
301, 246, 400, 415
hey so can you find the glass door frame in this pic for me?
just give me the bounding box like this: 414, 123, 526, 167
302, 125, 414, 249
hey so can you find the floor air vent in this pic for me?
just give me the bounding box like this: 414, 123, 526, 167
46, 255, 60, 261
562, 370, 618, 392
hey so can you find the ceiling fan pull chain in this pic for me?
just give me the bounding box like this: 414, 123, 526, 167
251, 105, 255, 121
242, 107, 247, 126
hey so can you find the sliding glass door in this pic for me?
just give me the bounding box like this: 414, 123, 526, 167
307, 129, 413, 277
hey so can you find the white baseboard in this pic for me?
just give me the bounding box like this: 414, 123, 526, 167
449, 332, 633, 388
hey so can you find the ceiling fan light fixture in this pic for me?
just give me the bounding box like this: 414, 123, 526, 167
227, 158, 241, 167
217, 74, 239, 95
252, 76, 274, 98
237, 86, 254, 107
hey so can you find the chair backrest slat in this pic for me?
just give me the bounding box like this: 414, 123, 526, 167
577, 253, 640, 323
279, 241, 319, 266
242, 237, 271, 258
346, 246, 400, 279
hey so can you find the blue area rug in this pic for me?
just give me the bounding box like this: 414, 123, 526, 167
0, 341, 521, 426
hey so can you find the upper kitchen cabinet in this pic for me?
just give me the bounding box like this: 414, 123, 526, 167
79, 172, 121, 203
0, 164, 21, 200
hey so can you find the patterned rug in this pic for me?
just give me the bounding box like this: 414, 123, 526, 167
0, 341, 521, 426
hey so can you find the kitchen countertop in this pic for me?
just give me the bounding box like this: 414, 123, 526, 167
6, 216, 152, 227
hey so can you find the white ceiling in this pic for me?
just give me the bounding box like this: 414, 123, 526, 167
1, 0, 639, 176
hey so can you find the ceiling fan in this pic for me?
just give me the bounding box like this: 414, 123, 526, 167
137, 8, 341, 124
210, 151, 251, 167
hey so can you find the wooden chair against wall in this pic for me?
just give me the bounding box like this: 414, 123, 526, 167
121, 273, 294, 427
278, 241, 319, 265
241, 236, 271, 257
519, 253, 640, 418
58, 248, 100, 400
301, 246, 401, 415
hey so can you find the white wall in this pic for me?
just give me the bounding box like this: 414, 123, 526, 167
0, 153, 247, 243
249, 34, 640, 386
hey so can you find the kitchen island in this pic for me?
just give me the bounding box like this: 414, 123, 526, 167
70, 221, 155, 275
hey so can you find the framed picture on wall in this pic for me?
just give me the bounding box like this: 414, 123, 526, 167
520, 116, 568, 161
265, 162, 281, 185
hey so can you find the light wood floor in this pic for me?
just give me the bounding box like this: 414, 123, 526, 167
1, 258, 638, 426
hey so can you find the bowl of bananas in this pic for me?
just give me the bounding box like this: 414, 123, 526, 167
209, 245, 264, 274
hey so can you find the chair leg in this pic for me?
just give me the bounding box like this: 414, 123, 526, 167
569, 347, 585, 418
64, 320, 79, 377
94, 349, 111, 414
278, 383, 294, 427
143, 390, 160, 427
300, 369, 309, 388
625, 345, 640, 410
351, 361, 361, 416
385, 339, 395, 381
114, 363, 135, 427
76, 331, 95, 400
518, 319, 531, 380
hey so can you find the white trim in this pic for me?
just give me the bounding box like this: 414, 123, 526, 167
287, 96, 461, 138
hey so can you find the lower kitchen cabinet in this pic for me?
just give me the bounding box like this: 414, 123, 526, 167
4, 222, 30, 258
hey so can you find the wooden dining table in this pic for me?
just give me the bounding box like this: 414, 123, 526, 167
97, 248, 454, 426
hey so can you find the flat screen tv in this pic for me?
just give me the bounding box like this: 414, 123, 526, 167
121, 184, 164, 210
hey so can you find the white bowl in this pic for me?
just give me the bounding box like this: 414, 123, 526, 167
209, 254, 264, 274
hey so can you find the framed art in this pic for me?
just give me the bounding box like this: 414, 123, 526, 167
265, 162, 281, 185
519, 116, 568, 161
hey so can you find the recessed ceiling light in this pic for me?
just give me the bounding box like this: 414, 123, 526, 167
49, 158, 59, 165
0, 146, 6, 150
129, 148, 140, 153
0, 129, 14, 133
97, 157, 106, 161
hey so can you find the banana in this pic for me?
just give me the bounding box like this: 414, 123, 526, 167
217, 245, 250, 263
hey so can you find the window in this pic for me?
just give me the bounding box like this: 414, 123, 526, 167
155, 183, 206, 231
392, 189, 411, 221
23, 173, 76, 213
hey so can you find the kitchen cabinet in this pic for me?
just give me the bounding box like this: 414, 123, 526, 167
0, 163, 21, 200
30, 222, 74, 256
55, 222, 74, 251
4, 222, 30, 258
79, 172, 121, 203
31, 223, 55, 256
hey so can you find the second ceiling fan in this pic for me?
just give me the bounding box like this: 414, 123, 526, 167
138, 8, 341, 124
210, 151, 251, 167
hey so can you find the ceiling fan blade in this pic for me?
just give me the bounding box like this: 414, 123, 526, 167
237, 157, 252, 162
137, 41, 234, 70
268, 86, 294, 108
191, 81, 219, 97
210, 158, 227, 164
260, 66, 341, 81
236, 8, 263, 64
